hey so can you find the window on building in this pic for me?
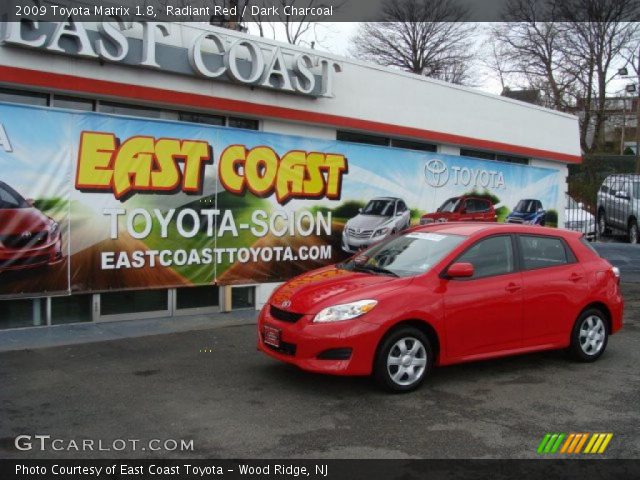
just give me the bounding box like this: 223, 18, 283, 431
337, 131, 390, 146
52, 95, 95, 111
51, 295, 92, 325
337, 131, 437, 152
461, 148, 529, 165
232, 286, 255, 309
176, 286, 220, 310
100, 290, 169, 316
0, 298, 47, 329
179, 112, 225, 126
99, 101, 178, 120
390, 138, 437, 152
227, 117, 259, 130
0, 87, 48, 107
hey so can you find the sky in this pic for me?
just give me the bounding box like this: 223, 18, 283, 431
245, 22, 504, 95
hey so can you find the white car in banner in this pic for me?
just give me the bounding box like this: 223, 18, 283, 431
565, 196, 596, 240
341, 197, 411, 253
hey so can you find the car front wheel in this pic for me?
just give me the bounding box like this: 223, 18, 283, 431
374, 326, 433, 392
569, 308, 609, 362
598, 210, 609, 237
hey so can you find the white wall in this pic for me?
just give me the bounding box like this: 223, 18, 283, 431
0, 22, 581, 161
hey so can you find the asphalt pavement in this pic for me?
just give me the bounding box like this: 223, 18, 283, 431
1, 281, 639, 459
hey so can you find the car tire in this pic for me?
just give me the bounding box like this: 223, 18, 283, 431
568, 308, 609, 362
374, 326, 433, 392
628, 219, 638, 245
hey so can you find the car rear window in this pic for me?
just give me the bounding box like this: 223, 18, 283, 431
519, 235, 571, 270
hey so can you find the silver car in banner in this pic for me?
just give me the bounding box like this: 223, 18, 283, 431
341, 197, 411, 253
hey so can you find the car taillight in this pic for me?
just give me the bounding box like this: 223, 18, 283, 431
612, 266, 621, 285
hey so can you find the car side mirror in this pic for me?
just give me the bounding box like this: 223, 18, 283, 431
26, 198, 35, 207
396, 211, 403, 216
446, 262, 474, 278
537, 208, 544, 213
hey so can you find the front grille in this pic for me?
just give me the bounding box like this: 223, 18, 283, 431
507, 218, 523, 224
317, 348, 352, 360
0, 255, 48, 269
269, 305, 304, 323
0, 230, 48, 249
346, 228, 373, 239
265, 339, 297, 356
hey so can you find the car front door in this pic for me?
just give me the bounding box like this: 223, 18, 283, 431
442, 235, 523, 360
517, 235, 590, 346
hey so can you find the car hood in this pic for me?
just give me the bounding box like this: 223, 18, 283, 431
346, 214, 394, 231
269, 266, 412, 314
565, 208, 594, 222
0, 207, 51, 234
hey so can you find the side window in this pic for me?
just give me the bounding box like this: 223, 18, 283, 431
463, 200, 475, 213
519, 235, 570, 270
477, 199, 490, 213
397, 201, 407, 213
456, 236, 514, 279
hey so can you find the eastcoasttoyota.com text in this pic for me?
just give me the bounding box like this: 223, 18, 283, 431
1, 0, 639, 479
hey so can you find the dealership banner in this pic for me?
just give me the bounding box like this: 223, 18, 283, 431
0, 102, 561, 298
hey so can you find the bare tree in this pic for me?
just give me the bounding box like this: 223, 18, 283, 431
248, 0, 339, 46
348, 0, 476, 85
492, 0, 639, 153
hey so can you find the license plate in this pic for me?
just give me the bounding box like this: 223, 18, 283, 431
263, 325, 281, 348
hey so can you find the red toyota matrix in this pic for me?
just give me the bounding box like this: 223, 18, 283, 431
258, 223, 623, 392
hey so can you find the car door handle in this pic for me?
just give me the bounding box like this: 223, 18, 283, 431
505, 283, 521, 293
570, 272, 584, 282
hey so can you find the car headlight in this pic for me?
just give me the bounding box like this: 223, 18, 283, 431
420, 218, 434, 225
313, 299, 378, 323
373, 227, 390, 237
48, 220, 60, 236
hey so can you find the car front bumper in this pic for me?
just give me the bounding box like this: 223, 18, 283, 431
0, 236, 63, 271
257, 304, 383, 376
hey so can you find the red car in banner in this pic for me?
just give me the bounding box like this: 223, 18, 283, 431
258, 223, 623, 392
420, 196, 497, 224
0, 181, 63, 271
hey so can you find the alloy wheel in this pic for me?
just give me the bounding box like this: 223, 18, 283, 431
386, 337, 427, 386
579, 315, 606, 356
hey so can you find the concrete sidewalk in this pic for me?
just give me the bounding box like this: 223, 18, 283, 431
0, 309, 257, 353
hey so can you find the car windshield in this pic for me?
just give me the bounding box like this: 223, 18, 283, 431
515, 200, 538, 213
362, 199, 395, 216
339, 231, 466, 277
437, 197, 460, 213
0, 183, 29, 209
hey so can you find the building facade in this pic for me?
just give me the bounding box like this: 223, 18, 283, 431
0, 21, 581, 329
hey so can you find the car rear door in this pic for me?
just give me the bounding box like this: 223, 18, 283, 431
443, 235, 523, 360
517, 234, 590, 347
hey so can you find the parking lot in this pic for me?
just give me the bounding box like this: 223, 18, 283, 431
1, 277, 639, 459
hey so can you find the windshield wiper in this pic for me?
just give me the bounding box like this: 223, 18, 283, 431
352, 263, 399, 277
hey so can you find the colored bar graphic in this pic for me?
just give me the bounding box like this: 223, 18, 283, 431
538, 433, 613, 454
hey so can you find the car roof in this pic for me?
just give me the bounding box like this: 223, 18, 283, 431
371, 197, 400, 201
413, 222, 581, 239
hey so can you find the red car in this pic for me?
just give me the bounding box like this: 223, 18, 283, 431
420, 196, 497, 224
0, 181, 63, 271
258, 223, 623, 392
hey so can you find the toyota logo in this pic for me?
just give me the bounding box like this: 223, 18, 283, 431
424, 159, 449, 188
281, 300, 292, 308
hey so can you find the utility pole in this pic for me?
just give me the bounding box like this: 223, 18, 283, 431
637, 47, 640, 172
